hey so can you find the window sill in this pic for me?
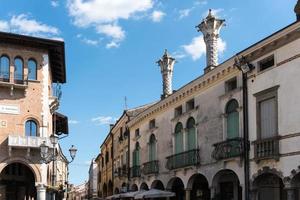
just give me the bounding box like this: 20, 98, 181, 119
27, 79, 40, 83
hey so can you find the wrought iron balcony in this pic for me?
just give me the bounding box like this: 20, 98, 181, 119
253, 136, 279, 161
115, 165, 128, 177
212, 138, 244, 160
8, 135, 52, 148
130, 165, 141, 178
142, 160, 159, 175
166, 149, 200, 170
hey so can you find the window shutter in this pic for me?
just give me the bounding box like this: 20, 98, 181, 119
260, 97, 276, 139
187, 127, 196, 150
227, 112, 239, 139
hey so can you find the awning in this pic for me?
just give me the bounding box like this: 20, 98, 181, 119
134, 189, 175, 199
53, 112, 68, 135
119, 190, 145, 198
106, 194, 120, 200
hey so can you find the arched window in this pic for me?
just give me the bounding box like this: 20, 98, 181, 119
133, 142, 140, 166
226, 99, 239, 139
149, 134, 156, 161
25, 120, 38, 136
14, 58, 23, 83
0, 56, 10, 82
174, 123, 183, 154
186, 117, 196, 150
28, 59, 37, 80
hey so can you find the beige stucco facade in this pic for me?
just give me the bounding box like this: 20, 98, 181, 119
0, 33, 68, 200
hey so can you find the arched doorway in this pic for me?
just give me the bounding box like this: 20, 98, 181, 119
102, 183, 107, 198
0, 162, 36, 199
140, 182, 149, 191
114, 187, 120, 194
291, 172, 300, 199
167, 177, 185, 200
131, 184, 138, 192
212, 169, 242, 200
187, 174, 210, 200
253, 173, 284, 200
108, 180, 113, 196
151, 180, 165, 190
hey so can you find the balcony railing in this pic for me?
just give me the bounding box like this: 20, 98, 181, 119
142, 160, 159, 175
0, 72, 9, 82
8, 135, 52, 148
115, 165, 128, 177
130, 165, 141, 178
166, 149, 200, 170
253, 136, 280, 161
212, 138, 244, 160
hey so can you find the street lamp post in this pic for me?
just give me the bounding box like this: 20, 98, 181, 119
40, 134, 77, 200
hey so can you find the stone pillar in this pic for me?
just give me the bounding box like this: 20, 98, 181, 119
36, 184, 46, 200
286, 188, 295, 200
250, 189, 257, 200
196, 9, 225, 73
185, 189, 191, 200
157, 49, 176, 99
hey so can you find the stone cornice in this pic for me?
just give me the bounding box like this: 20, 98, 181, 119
128, 21, 300, 128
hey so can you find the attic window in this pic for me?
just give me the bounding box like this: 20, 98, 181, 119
149, 119, 156, 129
186, 99, 195, 112
258, 55, 274, 71
174, 106, 183, 117
135, 128, 140, 138
225, 77, 237, 92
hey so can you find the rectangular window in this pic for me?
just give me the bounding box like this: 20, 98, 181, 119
135, 128, 140, 137
225, 77, 237, 92
149, 119, 156, 129
258, 55, 274, 71
255, 86, 279, 139
186, 99, 195, 112
174, 106, 183, 117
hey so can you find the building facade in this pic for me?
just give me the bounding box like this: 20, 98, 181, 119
88, 159, 98, 199
0, 32, 69, 200
95, 5, 300, 200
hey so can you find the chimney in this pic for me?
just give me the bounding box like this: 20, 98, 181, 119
295, 0, 300, 21
157, 49, 175, 99
196, 9, 225, 73
109, 124, 114, 130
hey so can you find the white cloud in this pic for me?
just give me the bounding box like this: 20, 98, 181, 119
51, 0, 59, 7
10, 14, 59, 35
194, 0, 207, 6
91, 116, 117, 126
182, 36, 226, 61
0, 20, 9, 32
96, 24, 125, 41
150, 10, 165, 22
0, 14, 61, 40
178, 9, 192, 19
67, 0, 154, 46
69, 120, 80, 124
106, 41, 119, 49
82, 38, 99, 46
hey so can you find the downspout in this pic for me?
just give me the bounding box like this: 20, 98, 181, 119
234, 55, 251, 200
242, 71, 250, 200
125, 112, 131, 192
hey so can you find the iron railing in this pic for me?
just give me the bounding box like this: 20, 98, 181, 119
253, 136, 279, 161
130, 165, 141, 178
142, 160, 159, 175
0, 72, 9, 82
166, 149, 200, 170
212, 138, 244, 160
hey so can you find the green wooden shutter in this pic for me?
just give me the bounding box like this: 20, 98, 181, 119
227, 112, 239, 139
187, 127, 196, 150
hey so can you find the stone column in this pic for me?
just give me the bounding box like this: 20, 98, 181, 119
250, 189, 257, 200
185, 189, 191, 200
286, 188, 295, 200
36, 184, 46, 200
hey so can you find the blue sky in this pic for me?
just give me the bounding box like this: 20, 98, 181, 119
0, 0, 297, 185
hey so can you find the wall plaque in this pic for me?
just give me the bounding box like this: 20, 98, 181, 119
0, 105, 20, 115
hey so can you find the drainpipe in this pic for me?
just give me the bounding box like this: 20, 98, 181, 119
125, 112, 131, 192
234, 56, 253, 200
